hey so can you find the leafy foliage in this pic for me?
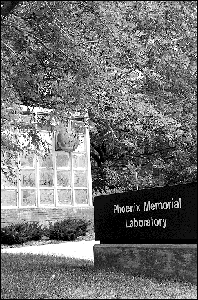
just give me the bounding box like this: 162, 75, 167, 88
1, 1, 197, 190
48, 218, 91, 241
1, 221, 44, 245
1, 217, 91, 245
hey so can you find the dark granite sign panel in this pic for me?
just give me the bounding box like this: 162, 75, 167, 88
94, 182, 197, 243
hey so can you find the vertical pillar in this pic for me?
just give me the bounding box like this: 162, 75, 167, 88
85, 116, 92, 206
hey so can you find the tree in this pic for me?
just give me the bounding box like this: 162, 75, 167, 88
1, 1, 21, 19
86, 1, 197, 191
1, 1, 197, 190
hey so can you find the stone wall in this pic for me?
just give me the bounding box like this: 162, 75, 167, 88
93, 244, 197, 285
1, 207, 94, 228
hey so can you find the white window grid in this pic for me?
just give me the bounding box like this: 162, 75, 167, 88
1, 114, 92, 208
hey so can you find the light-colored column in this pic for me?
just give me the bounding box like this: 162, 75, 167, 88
85, 117, 92, 206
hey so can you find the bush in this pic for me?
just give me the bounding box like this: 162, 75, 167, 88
1, 221, 45, 245
1, 218, 91, 245
48, 218, 91, 241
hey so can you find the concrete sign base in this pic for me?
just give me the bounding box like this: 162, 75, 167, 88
93, 244, 197, 285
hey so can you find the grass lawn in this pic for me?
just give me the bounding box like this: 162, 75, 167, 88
1, 253, 197, 299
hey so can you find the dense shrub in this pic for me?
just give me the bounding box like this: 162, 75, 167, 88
48, 218, 91, 241
1, 221, 45, 245
1, 218, 92, 245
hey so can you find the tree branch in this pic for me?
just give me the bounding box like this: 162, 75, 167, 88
118, 145, 177, 162
1, 41, 20, 57
90, 152, 102, 167
3, 21, 53, 53
90, 141, 105, 163
1, 1, 21, 19
2, 19, 81, 69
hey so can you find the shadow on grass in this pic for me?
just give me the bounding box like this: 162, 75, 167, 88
1, 253, 95, 299
1, 253, 197, 299
1, 252, 94, 273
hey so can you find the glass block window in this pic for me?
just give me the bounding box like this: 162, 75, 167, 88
57, 189, 72, 205
1, 111, 91, 208
21, 189, 36, 206
1, 170, 17, 187
73, 154, 87, 169
39, 169, 54, 187
40, 189, 54, 205
75, 135, 85, 152
1, 190, 17, 206
57, 170, 71, 187
74, 170, 87, 187
21, 170, 36, 187
20, 154, 35, 168
39, 155, 53, 168
56, 153, 70, 168
75, 189, 88, 204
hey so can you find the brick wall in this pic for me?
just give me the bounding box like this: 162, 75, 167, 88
1, 207, 94, 228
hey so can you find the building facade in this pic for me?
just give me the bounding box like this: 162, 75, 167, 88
1, 107, 93, 227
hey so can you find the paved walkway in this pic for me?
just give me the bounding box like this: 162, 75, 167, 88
1, 240, 100, 261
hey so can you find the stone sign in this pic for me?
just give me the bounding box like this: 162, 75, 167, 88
93, 244, 197, 284
94, 182, 197, 243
